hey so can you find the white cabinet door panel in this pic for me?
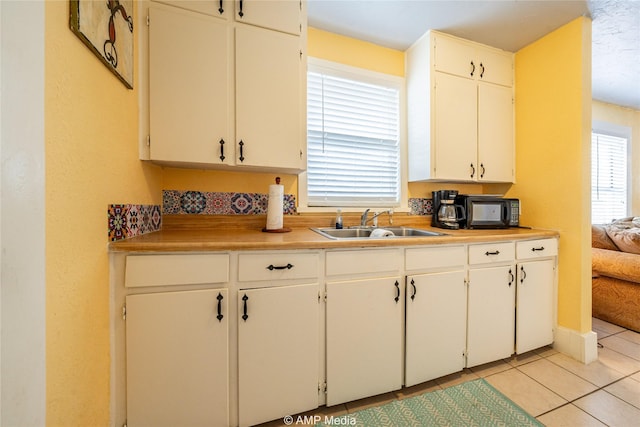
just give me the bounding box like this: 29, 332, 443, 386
126, 289, 229, 427
434, 72, 477, 180
516, 260, 555, 354
238, 283, 319, 427
405, 271, 466, 386
326, 277, 403, 405
235, 24, 302, 170
235, 0, 301, 35
478, 83, 514, 182
149, 5, 231, 164
467, 265, 516, 367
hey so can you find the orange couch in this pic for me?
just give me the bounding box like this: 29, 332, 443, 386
592, 217, 640, 332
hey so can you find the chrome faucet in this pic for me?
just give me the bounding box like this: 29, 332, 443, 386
361, 209, 394, 227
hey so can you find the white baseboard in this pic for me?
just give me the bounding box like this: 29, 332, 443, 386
553, 326, 598, 363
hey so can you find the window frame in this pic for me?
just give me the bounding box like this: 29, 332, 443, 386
298, 57, 408, 213
591, 120, 632, 224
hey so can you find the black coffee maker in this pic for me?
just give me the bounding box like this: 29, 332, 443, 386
432, 190, 465, 229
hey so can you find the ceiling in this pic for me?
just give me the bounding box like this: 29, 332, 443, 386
307, 0, 640, 110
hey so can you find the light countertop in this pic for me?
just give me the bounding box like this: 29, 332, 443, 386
109, 214, 559, 252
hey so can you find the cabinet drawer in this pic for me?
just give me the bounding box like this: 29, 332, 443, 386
238, 252, 319, 282
405, 245, 466, 271
516, 238, 558, 260
468, 242, 515, 265
125, 254, 229, 288
326, 249, 402, 277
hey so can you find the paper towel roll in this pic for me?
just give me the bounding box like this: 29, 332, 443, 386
370, 228, 395, 238
266, 184, 284, 230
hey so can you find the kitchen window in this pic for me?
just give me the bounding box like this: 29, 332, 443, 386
591, 129, 629, 224
299, 58, 406, 210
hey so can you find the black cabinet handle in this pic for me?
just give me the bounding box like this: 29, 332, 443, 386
218, 0, 224, 14
410, 279, 417, 301
470, 60, 475, 77
219, 139, 225, 161
480, 62, 485, 78
480, 163, 485, 178
394, 281, 400, 303
508, 269, 514, 287
216, 292, 224, 322
242, 294, 249, 321
266, 263, 294, 271
239, 140, 245, 162
238, 0, 244, 17
520, 266, 527, 284
470, 163, 475, 179
485, 250, 500, 256
532, 247, 545, 252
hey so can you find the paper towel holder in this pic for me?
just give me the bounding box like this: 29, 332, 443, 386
262, 177, 292, 233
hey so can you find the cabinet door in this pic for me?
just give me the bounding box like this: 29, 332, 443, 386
235, 0, 301, 35
405, 271, 466, 387
149, 5, 231, 165
153, 0, 232, 18
238, 283, 319, 427
326, 277, 403, 406
478, 83, 514, 182
516, 259, 555, 354
476, 48, 513, 87
467, 265, 516, 367
434, 72, 478, 180
235, 24, 302, 171
126, 289, 229, 427
433, 33, 477, 79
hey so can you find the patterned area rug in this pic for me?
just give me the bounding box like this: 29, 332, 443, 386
317, 379, 542, 427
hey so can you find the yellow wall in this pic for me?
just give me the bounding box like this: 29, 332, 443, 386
592, 101, 640, 214
45, 2, 162, 425
507, 17, 592, 333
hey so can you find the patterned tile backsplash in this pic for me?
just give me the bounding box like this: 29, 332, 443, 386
163, 190, 297, 215
408, 197, 434, 216
108, 192, 433, 241
108, 204, 162, 242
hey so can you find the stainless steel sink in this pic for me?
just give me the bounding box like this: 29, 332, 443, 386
310, 226, 447, 240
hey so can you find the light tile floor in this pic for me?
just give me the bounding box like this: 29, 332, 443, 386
258, 318, 640, 426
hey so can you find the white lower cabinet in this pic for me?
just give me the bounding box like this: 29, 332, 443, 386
237, 283, 319, 427
126, 289, 229, 427
115, 239, 557, 426
326, 276, 403, 406
466, 265, 516, 367
515, 238, 558, 354
405, 271, 467, 386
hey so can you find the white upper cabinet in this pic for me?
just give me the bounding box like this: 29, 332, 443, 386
235, 0, 302, 35
407, 30, 515, 183
143, 0, 306, 173
152, 0, 232, 18
148, 5, 232, 165
235, 24, 303, 171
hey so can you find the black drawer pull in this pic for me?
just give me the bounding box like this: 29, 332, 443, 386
394, 281, 400, 303
485, 250, 500, 256
410, 279, 417, 301
531, 246, 545, 252
267, 263, 294, 271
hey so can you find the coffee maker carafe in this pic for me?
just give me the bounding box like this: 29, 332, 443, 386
432, 190, 466, 229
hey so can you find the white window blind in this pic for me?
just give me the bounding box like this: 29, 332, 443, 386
306, 67, 400, 207
592, 132, 628, 223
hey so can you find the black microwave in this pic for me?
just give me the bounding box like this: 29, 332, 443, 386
455, 195, 520, 229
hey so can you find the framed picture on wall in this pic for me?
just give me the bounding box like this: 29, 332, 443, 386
69, 0, 134, 89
